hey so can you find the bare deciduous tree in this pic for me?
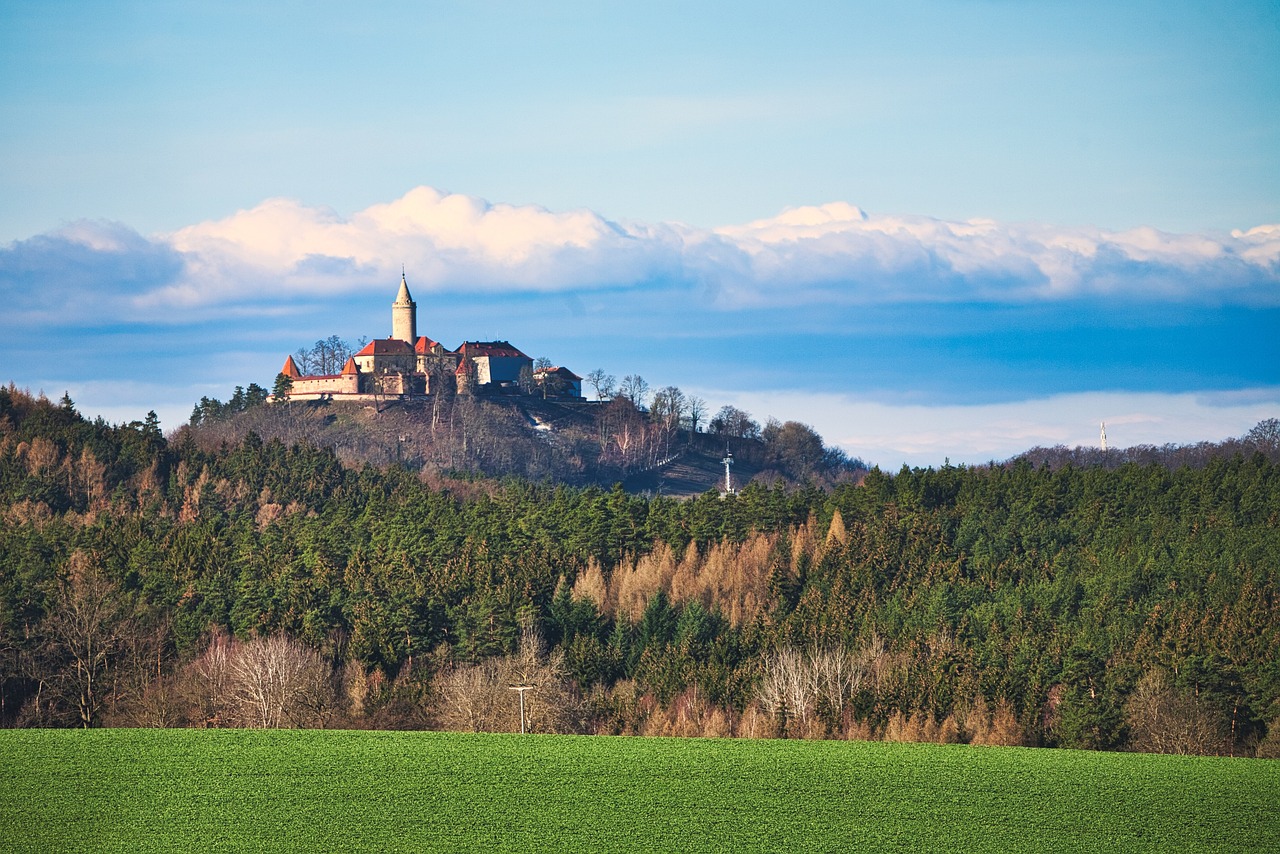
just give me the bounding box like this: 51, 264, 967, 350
757, 645, 870, 736
685, 396, 708, 433
110, 617, 181, 727
438, 658, 506, 732
809, 647, 865, 724
710, 406, 760, 439
230, 634, 331, 728
649, 386, 687, 431
185, 629, 234, 726
190, 633, 333, 729
598, 396, 648, 470
294, 335, 356, 376
585, 369, 616, 401
436, 621, 583, 734
41, 552, 134, 728
619, 375, 649, 409
1125, 670, 1227, 755
757, 647, 811, 733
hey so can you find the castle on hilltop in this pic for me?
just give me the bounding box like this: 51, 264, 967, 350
277, 275, 582, 402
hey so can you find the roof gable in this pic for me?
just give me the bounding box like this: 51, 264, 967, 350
535, 366, 583, 381
355, 338, 414, 357
455, 340, 530, 359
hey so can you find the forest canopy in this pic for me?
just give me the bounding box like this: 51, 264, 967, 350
1, 384, 1278, 757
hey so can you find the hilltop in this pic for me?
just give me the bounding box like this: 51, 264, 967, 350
212, 273, 861, 493
183, 391, 860, 494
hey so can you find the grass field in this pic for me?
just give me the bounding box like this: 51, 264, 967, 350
1, 729, 1277, 852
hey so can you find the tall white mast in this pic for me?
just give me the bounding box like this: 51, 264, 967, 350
1100, 421, 1107, 451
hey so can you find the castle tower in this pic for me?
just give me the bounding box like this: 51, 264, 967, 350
392, 272, 417, 344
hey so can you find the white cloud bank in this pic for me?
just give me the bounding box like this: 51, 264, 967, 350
160, 187, 688, 307
709, 204, 1280, 306
5, 187, 1276, 463
167, 187, 1280, 307
4, 186, 1278, 322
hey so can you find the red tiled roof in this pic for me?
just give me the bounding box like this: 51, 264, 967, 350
355, 338, 414, 357
414, 336, 441, 354
454, 340, 530, 359
341, 357, 359, 375
281, 355, 301, 378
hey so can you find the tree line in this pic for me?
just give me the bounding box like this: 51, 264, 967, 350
189, 369, 861, 489
2, 383, 1278, 757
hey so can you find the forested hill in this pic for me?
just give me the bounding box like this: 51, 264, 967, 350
183, 386, 862, 492
1016, 418, 1280, 471
2, 384, 1279, 758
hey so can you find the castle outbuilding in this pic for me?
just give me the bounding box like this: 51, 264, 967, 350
279, 353, 362, 398
276, 275, 570, 402
534, 366, 583, 399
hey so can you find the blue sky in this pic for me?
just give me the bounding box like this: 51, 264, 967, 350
2, 1, 1277, 467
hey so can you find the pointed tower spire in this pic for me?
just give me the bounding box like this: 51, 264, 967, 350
392, 270, 417, 344
395, 269, 412, 304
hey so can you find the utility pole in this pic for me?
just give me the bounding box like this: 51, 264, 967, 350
508, 685, 535, 734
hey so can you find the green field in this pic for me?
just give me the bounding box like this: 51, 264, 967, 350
1, 730, 1277, 852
